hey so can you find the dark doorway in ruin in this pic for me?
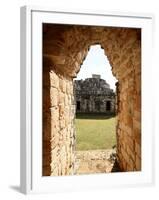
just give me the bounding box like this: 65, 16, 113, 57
76, 101, 81, 111
106, 101, 111, 111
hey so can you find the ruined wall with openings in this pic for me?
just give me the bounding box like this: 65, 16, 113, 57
43, 24, 141, 175
74, 75, 115, 114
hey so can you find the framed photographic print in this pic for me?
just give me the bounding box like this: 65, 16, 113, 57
20, 6, 154, 194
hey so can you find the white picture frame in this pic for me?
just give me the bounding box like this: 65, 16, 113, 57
20, 6, 154, 194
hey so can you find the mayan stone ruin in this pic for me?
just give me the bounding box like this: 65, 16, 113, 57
74, 74, 115, 114
43, 24, 141, 176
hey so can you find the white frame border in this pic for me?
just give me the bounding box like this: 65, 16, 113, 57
20, 6, 154, 194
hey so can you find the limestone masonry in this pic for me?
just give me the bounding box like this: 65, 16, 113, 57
43, 24, 141, 176
74, 74, 115, 113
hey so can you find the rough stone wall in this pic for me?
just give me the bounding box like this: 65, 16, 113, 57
113, 33, 141, 171
43, 24, 141, 175
43, 57, 76, 176
74, 75, 115, 113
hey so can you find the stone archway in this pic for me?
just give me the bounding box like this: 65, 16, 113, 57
42, 24, 141, 176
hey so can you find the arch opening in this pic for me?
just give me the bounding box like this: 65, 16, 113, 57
74, 44, 119, 174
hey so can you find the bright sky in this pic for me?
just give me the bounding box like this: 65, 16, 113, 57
75, 45, 117, 91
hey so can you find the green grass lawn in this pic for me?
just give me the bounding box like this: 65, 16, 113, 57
75, 113, 116, 151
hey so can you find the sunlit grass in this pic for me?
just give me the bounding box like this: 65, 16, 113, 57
75, 113, 116, 151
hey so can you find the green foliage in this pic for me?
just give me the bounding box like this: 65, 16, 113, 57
75, 113, 116, 151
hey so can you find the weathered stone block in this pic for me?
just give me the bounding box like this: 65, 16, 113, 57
50, 87, 58, 106
51, 166, 59, 176
50, 70, 59, 88
133, 118, 141, 130
59, 103, 65, 116
51, 135, 59, 149
135, 141, 141, 157
59, 78, 66, 93
59, 117, 65, 129
59, 92, 65, 104
66, 81, 70, 94
135, 155, 141, 171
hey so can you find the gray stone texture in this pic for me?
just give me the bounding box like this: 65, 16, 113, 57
74, 75, 115, 113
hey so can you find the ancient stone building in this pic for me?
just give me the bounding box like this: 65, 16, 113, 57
43, 24, 141, 176
74, 74, 115, 114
